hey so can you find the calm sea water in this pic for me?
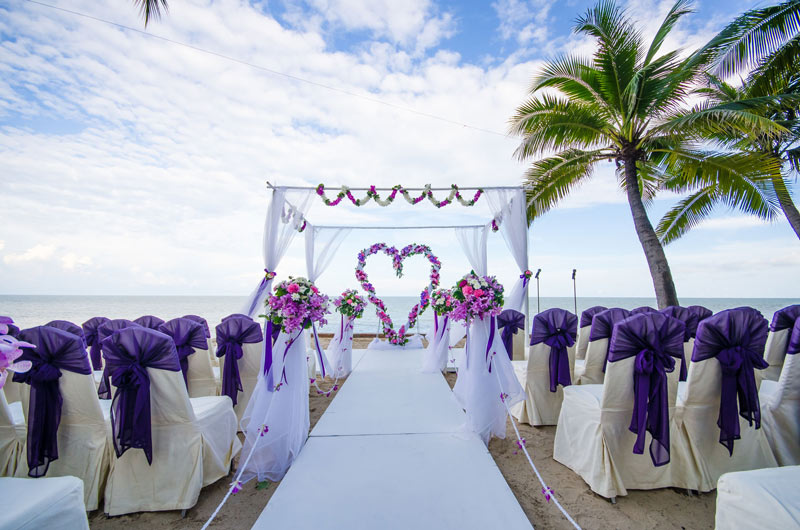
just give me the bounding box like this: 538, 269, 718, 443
1, 295, 797, 336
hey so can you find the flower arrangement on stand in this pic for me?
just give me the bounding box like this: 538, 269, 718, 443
431, 289, 455, 316
333, 289, 366, 319
264, 277, 329, 334
450, 272, 504, 324
0, 316, 32, 389
327, 290, 366, 379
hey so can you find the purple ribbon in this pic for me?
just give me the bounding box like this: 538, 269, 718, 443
133, 315, 165, 330
82, 316, 110, 371
247, 272, 274, 317
102, 326, 181, 465
182, 315, 210, 339
579, 306, 607, 329
216, 317, 263, 406
158, 318, 208, 387
531, 308, 577, 392
659, 306, 700, 382
485, 316, 497, 372
13, 326, 92, 477
497, 309, 525, 361
608, 313, 685, 466
588, 308, 632, 372
312, 321, 326, 379
631, 306, 658, 315
770, 304, 800, 332
97, 319, 141, 399
45, 320, 86, 349
687, 306, 713, 333
788, 320, 800, 356
692, 308, 769, 455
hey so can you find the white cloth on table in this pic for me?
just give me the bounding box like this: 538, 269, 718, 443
102, 368, 241, 516
0, 390, 25, 476
763, 328, 792, 382
510, 341, 576, 426
553, 355, 681, 499
326, 315, 356, 378
759, 350, 800, 466
715, 466, 800, 530
575, 337, 608, 385
0, 476, 89, 529
453, 317, 524, 445
15, 371, 110, 511
186, 339, 217, 398
239, 330, 310, 483
670, 354, 777, 492
422, 316, 450, 373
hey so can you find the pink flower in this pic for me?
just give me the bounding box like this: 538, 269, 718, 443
462, 285, 473, 296
459, 279, 467, 287
287, 283, 300, 293
474, 289, 484, 296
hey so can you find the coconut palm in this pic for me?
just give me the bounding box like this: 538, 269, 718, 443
656, 1, 800, 242
132, 0, 168, 26
510, 0, 783, 308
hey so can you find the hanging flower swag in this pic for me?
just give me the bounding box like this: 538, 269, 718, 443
356, 243, 441, 346
317, 184, 483, 208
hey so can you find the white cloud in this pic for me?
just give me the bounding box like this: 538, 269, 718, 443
61, 253, 93, 271
3, 244, 56, 265
695, 216, 774, 231
493, 0, 555, 45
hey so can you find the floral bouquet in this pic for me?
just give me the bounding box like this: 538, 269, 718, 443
264, 277, 329, 335
451, 272, 504, 324
333, 289, 366, 319
431, 289, 454, 316
0, 316, 32, 389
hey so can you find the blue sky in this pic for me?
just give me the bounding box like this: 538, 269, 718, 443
0, 0, 798, 300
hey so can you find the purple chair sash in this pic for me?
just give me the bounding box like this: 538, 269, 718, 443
82, 316, 110, 371
45, 320, 86, 349
182, 315, 210, 339
223, 313, 253, 322
215, 317, 263, 406
631, 306, 658, 315
159, 318, 208, 386
659, 306, 699, 382
589, 308, 632, 372
13, 326, 91, 477
102, 327, 181, 464
608, 313, 685, 466
770, 304, 800, 332
692, 308, 769, 456
531, 308, 577, 392
687, 306, 713, 335
134, 315, 165, 330
579, 306, 607, 329
787, 320, 800, 356
5, 324, 20, 337
497, 309, 525, 360
97, 319, 141, 399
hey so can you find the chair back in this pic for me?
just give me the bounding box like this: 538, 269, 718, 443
215, 316, 264, 406
158, 318, 208, 388
82, 316, 110, 370
182, 315, 210, 339
660, 306, 698, 381
687, 306, 713, 334
582, 308, 631, 383
631, 306, 657, 315
763, 305, 800, 380
529, 308, 578, 391
576, 306, 606, 360
133, 315, 165, 330
497, 309, 525, 360
44, 321, 85, 348
772, 319, 800, 403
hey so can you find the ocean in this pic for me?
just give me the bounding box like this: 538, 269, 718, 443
1, 294, 797, 336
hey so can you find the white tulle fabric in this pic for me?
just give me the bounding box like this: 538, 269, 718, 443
485, 188, 529, 313
454, 225, 488, 275
239, 330, 310, 483
422, 315, 450, 373
326, 315, 356, 378
453, 317, 524, 445
305, 225, 352, 283
367, 335, 424, 350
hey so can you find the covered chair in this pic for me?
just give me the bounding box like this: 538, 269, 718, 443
12, 326, 110, 511
575, 306, 606, 362
759, 319, 800, 466
82, 316, 110, 371
763, 305, 800, 382
511, 308, 577, 426
101, 326, 241, 516
133, 315, 165, 330
553, 312, 685, 499
44, 321, 86, 348
575, 308, 631, 385
715, 466, 800, 529
687, 305, 713, 330
631, 306, 657, 315
659, 306, 698, 381
215, 316, 264, 427
97, 319, 142, 399
0, 390, 26, 476
159, 318, 215, 398
671, 308, 777, 492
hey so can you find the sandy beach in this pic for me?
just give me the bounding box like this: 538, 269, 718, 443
86, 336, 716, 529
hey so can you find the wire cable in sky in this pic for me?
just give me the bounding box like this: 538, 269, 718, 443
22, 0, 510, 138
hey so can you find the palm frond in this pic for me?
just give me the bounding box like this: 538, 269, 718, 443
653, 99, 790, 140
644, 0, 694, 65
747, 34, 800, 96
132, 0, 169, 26
656, 187, 719, 244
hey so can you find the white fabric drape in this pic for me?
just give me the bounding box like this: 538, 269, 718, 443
485, 188, 529, 313
241, 188, 315, 317
422, 315, 451, 373
454, 225, 488, 276
326, 315, 356, 378
305, 225, 352, 283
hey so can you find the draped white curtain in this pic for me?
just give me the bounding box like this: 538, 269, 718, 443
304, 225, 353, 282
454, 225, 488, 276
241, 188, 316, 317
485, 188, 529, 313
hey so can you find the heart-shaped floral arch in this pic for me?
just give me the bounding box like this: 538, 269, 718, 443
355, 243, 441, 346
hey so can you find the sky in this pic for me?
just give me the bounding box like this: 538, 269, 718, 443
1, 0, 798, 301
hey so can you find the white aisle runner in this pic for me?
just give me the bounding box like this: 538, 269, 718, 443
252, 347, 533, 529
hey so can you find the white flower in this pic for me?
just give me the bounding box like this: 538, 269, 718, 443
291, 293, 300, 301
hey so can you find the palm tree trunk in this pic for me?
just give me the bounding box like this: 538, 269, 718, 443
623, 158, 680, 308
772, 173, 800, 240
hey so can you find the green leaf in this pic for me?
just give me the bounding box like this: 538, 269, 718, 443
256, 481, 271, 490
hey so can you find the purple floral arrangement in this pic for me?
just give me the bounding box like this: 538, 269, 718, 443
264, 277, 329, 335
450, 272, 504, 324
355, 242, 441, 346
0, 316, 32, 389
334, 289, 367, 319
431, 289, 455, 316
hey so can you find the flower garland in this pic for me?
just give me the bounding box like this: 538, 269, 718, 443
264, 277, 329, 334
450, 272, 504, 324
355, 242, 441, 346
316, 184, 483, 208
333, 289, 367, 319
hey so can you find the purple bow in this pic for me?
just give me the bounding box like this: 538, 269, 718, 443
182, 315, 211, 339
579, 306, 607, 329
82, 316, 110, 371
134, 315, 165, 330
45, 320, 86, 349
102, 327, 181, 465
531, 308, 577, 392
158, 318, 208, 387
608, 313, 685, 466
216, 317, 263, 406
497, 309, 525, 360
770, 304, 800, 332
96, 319, 141, 399
13, 326, 92, 477
693, 308, 769, 456
659, 306, 699, 382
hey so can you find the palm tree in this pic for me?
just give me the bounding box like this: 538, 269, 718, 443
656, 1, 800, 242
132, 0, 168, 26
510, 0, 783, 308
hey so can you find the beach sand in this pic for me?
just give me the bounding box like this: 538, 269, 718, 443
88, 337, 716, 529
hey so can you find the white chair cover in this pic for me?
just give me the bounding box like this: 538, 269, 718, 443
232, 341, 265, 429
671, 356, 777, 492
511, 341, 576, 426
422, 316, 450, 373
715, 466, 800, 530
0, 390, 25, 476
2, 379, 23, 403
239, 330, 310, 483
102, 368, 241, 515
452, 316, 524, 445
0, 476, 89, 529
575, 337, 608, 385
763, 328, 792, 382
759, 348, 800, 466
16, 371, 110, 511
326, 315, 356, 378
575, 325, 591, 361
186, 339, 217, 398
